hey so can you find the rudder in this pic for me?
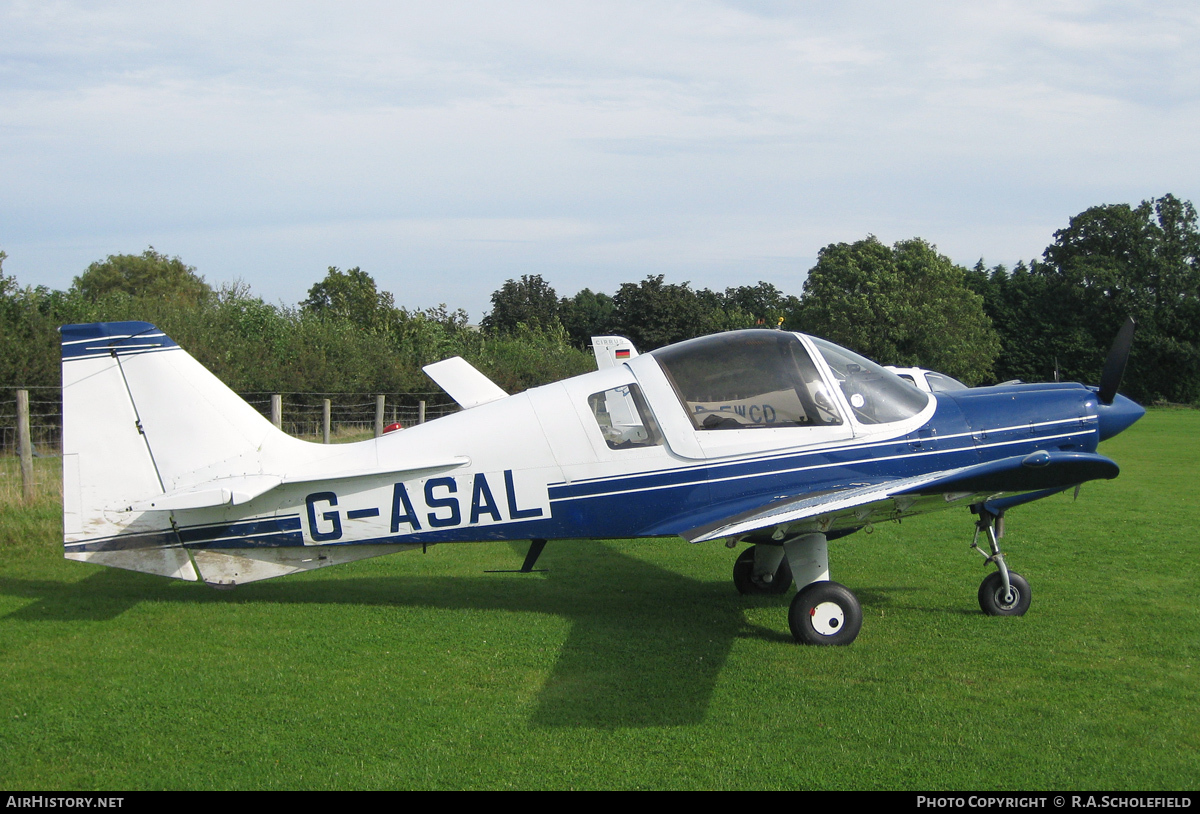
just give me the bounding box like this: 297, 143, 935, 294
60, 321, 302, 579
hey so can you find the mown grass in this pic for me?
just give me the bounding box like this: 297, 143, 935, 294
0, 410, 1196, 790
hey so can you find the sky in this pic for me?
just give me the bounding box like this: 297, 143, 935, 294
3, 1, 1199, 321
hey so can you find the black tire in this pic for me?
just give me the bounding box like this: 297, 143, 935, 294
788, 581, 863, 645
732, 547, 792, 595
978, 571, 1031, 616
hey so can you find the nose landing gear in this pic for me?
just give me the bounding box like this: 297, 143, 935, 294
971, 507, 1031, 617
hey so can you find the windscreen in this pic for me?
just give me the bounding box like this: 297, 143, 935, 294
808, 336, 930, 424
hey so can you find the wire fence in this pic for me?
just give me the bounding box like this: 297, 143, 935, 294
240, 392, 460, 440
0, 387, 461, 455
0, 387, 61, 455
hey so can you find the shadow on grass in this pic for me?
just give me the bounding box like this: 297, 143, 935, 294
0, 541, 805, 728
0, 540, 982, 727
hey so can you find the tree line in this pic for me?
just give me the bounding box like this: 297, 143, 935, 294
0, 251, 594, 399
2, 193, 1198, 405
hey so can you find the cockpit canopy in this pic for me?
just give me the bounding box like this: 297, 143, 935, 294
649, 329, 929, 429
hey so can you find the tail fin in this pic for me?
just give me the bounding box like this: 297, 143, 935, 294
62, 322, 466, 586
590, 336, 639, 370
60, 322, 301, 579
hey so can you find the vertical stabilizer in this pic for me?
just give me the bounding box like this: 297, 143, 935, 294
590, 336, 639, 370
60, 322, 305, 579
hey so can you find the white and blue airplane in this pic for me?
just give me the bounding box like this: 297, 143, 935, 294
60, 320, 1143, 645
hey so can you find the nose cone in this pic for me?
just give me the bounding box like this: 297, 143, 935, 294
1097, 393, 1145, 441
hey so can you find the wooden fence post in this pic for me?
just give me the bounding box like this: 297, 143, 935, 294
419, 400, 426, 424
17, 390, 34, 502
271, 394, 282, 429
375, 395, 385, 438
323, 399, 331, 444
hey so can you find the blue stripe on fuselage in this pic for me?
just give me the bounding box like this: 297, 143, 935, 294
66, 515, 304, 553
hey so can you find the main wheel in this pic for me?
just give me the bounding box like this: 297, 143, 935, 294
732, 547, 792, 595
788, 581, 863, 645
978, 571, 1031, 616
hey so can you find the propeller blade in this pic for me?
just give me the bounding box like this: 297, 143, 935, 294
1097, 317, 1136, 405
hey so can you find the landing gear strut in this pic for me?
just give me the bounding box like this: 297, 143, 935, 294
733, 535, 863, 645
971, 507, 1031, 617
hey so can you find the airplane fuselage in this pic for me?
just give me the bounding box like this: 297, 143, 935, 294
144, 377, 1123, 554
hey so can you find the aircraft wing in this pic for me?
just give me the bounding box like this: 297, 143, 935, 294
683, 450, 1118, 543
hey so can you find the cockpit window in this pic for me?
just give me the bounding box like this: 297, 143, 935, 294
650, 330, 843, 430
808, 337, 929, 424
588, 383, 663, 449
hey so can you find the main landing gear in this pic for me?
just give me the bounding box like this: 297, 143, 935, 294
971, 507, 1031, 617
733, 533, 864, 646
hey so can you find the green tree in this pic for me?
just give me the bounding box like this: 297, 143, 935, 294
722, 281, 803, 330
469, 323, 594, 393
71, 247, 211, 304
481, 274, 561, 334
611, 275, 725, 350
1036, 194, 1200, 402
0, 253, 72, 388
558, 288, 617, 349
797, 236, 1000, 384
300, 266, 398, 332
964, 260, 1064, 384
0, 249, 10, 298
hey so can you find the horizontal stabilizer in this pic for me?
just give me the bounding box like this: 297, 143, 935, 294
191, 544, 419, 586
125, 456, 471, 512
423, 357, 508, 409
61, 321, 472, 586
126, 474, 283, 511
685, 451, 1120, 543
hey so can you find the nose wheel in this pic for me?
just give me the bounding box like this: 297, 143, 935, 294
978, 571, 1031, 616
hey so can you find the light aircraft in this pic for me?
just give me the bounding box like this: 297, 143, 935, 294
60, 320, 1143, 645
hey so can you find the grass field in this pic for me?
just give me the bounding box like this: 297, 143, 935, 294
0, 410, 1196, 790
